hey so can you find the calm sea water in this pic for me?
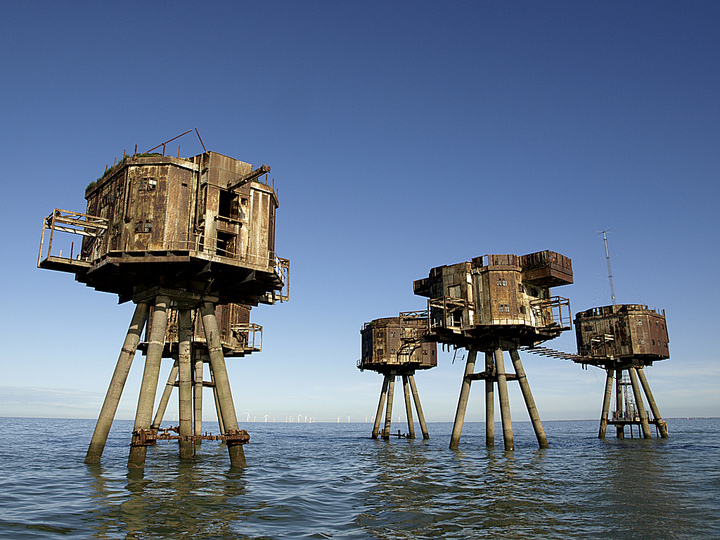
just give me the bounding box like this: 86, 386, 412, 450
0, 417, 718, 539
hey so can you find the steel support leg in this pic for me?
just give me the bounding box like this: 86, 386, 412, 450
637, 367, 668, 437
178, 309, 194, 458
485, 351, 495, 447
200, 302, 246, 467
371, 375, 390, 439
402, 375, 415, 439
599, 369, 614, 439
495, 348, 514, 451
85, 302, 149, 464
509, 349, 548, 448
209, 361, 225, 435
129, 296, 170, 468
193, 352, 203, 443
382, 376, 395, 439
450, 349, 477, 450
615, 369, 624, 439
628, 367, 652, 439
152, 361, 178, 429
408, 374, 429, 439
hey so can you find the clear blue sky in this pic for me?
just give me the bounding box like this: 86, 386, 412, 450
1, 1, 718, 424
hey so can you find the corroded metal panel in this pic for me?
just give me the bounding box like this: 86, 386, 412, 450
359, 314, 437, 373
575, 304, 669, 364
414, 251, 573, 349
39, 149, 287, 306
520, 251, 573, 286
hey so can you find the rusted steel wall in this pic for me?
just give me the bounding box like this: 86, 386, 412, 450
519, 251, 573, 287
83, 156, 197, 256
81, 151, 278, 272
414, 251, 573, 343
575, 305, 669, 362
359, 316, 437, 371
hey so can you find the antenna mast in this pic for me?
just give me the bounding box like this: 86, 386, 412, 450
601, 230, 616, 305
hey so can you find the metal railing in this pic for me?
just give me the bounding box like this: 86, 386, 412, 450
530, 296, 572, 331
38, 209, 108, 268
230, 323, 263, 352
428, 296, 468, 330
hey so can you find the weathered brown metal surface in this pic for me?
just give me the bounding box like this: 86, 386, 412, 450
359, 312, 437, 373
574, 304, 669, 367
135, 426, 250, 445
38, 151, 288, 306
414, 250, 573, 350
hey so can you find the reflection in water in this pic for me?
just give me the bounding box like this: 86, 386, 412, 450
86, 442, 249, 539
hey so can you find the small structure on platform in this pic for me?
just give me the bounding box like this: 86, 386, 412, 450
414, 251, 573, 450
359, 312, 437, 439
38, 135, 288, 468
575, 304, 669, 439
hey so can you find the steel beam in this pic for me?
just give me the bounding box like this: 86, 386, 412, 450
598, 369, 614, 439
637, 367, 668, 437
450, 349, 477, 450
200, 301, 246, 467
372, 375, 390, 439
408, 374, 429, 439
129, 295, 170, 468
485, 351, 495, 447
402, 375, 415, 439
495, 348, 514, 451
509, 349, 547, 448
85, 301, 149, 464
178, 309, 194, 458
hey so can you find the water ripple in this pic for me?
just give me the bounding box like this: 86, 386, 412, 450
0, 419, 719, 539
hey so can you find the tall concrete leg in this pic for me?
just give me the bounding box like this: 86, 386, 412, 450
193, 353, 204, 443
628, 367, 652, 439
637, 367, 668, 437
178, 309, 194, 458
129, 295, 170, 469
382, 376, 395, 440
152, 361, 178, 429
485, 351, 495, 448
408, 374, 429, 439
402, 375, 415, 439
450, 349, 477, 450
200, 302, 246, 467
494, 348, 514, 451
372, 375, 390, 439
85, 302, 149, 464
598, 369, 614, 439
209, 362, 225, 435
509, 349, 548, 448
615, 369, 624, 439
